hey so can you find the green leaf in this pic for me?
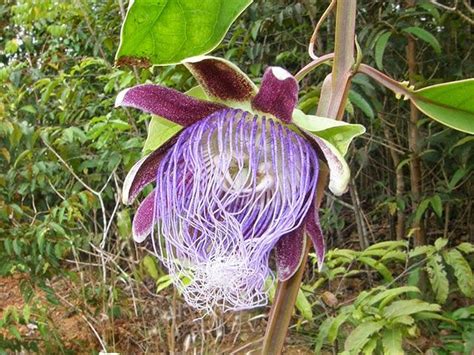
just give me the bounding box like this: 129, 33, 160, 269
344, 321, 384, 353
295, 288, 313, 321
402, 26, 441, 54
156, 274, 174, 293
348, 90, 375, 119
447, 168, 466, 190
185, 85, 209, 100
414, 198, 430, 223
365, 240, 407, 251
375, 31, 391, 70
457, 242, 474, 254
409, 245, 435, 258
434, 238, 448, 251
5, 39, 19, 54
383, 299, 441, 319
382, 328, 404, 355
380, 250, 407, 263
407, 268, 421, 298
143, 255, 159, 280
358, 256, 393, 282
328, 311, 351, 343
362, 338, 378, 355
116, 0, 252, 66
426, 254, 449, 304
315, 317, 334, 353
430, 195, 443, 218
443, 249, 474, 298
23, 304, 31, 324
367, 286, 420, 309
414, 311, 456, 324
411, 79, 474, 134
391, 315, 414, 326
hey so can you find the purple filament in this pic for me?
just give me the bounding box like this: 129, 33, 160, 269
151, 109, 318, 313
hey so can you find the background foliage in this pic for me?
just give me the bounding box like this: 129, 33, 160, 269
0, 0, 472, 353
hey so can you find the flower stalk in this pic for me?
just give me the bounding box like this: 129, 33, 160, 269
261, 1, 357, 353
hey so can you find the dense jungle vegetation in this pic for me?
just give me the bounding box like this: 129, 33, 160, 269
0, 0, 473, 353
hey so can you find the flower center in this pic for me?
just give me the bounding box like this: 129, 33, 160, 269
214, 155, 274, 194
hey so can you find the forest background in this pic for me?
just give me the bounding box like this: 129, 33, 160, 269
0, 0, 473, 353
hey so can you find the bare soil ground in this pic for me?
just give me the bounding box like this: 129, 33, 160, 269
0, 274, 314, 354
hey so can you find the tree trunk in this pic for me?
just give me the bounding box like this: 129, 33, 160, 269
381, 113, 406, 240
406, 0, 426, 246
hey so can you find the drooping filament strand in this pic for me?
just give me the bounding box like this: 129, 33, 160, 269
152, 109, 318, 313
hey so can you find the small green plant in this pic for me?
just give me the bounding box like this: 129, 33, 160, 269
308, 240, 408, 290
408, 239, 474, 304
432, 305, 474, 354
315, 286, 444, 354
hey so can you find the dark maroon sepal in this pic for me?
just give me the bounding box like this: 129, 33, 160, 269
274, 226, 307, 281
184, 56, 257, 103
115, 84, 225, 126
122, 134, 178, 205
251, 67, 298, 123
305, 202, 326, 271
132, 189, 156, 243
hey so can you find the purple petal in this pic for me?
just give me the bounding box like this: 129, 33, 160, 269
132, 189, 156, 243
275, 226, 307, 281
122, 134, 178, 205
251, 67, 298, 123
305, 203, 325, 271
184, 56, 257, 103
115, 84, 225, 126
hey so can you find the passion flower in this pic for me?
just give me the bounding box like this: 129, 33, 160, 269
116, 56, 355, 313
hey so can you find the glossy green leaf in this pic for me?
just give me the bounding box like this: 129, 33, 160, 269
117, 0, 252, 66
402, 26, 441, 54
411, 79, 474, 134
375, 31, 391, 70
